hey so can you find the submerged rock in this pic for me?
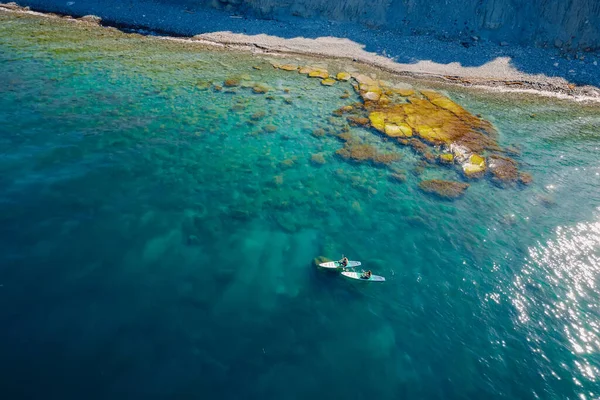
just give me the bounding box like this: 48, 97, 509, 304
224, 78, 240, 87
389, 172, 407, 183
419, 179, 470, 199
311, 153, 327, 165
336, 142, 400, 165
321, 78, 336, 86
197, 80, 212, 90
251, 111, 266, 120
263, 124, 278, 133
312, 128, 326, 137
347, 116, 370, 127
252, 84, 269, 94
488, 155, 519, 185
519, 172, 533, 185
279, 64, 298, 71
280, 158, 296, 168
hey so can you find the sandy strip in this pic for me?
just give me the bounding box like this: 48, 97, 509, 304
191, 32, 600, 102
2, 3, 600, 103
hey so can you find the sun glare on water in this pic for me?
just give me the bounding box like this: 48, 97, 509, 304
511, 220, 600, 396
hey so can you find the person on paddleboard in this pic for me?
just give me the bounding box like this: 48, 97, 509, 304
340, 255, 349, 267
361, 270, 372, 279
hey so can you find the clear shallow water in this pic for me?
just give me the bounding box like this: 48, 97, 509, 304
2, 12, 600, 399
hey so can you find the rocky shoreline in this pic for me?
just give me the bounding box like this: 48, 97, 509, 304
3, 1, 600, 103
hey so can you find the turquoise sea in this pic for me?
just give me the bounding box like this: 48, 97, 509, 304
2, 12, 600, 399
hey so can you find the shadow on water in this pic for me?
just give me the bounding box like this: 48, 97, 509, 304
14, 0, 600, 88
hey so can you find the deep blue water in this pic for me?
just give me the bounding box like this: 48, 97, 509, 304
2, 12, 600, 399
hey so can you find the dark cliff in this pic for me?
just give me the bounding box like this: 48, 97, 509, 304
201, 0, 600, 51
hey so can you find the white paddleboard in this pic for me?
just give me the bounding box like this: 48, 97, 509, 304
341, 271, 385, 282
319, 260, 361, 269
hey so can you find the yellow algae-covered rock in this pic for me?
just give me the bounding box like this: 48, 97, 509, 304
378, 94, 391, 105
359, 84, 382, 94
279, 64, 298, 71
321, 78, 336, 86
384, 123, 413, 137
395, 88, 416, 97
439, 153, 454, 164
336, 72, 351, 81
368, 112, 386, 131
414, 125, 445, 143
353, 73, 378, 86
298, 66, 314, 74
470, 154, 485, 166
463, 162, 486, 178
420, 90, 496, 140
309, 69, 329, 79
461, 153, 486, 178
